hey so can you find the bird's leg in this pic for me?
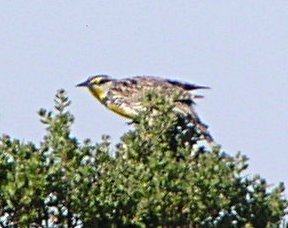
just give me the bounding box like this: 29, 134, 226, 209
126, 119, 140, 125
126, 121, 134, 125
127, 120, 136, 125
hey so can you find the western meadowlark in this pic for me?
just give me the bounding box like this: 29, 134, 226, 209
77, 75, 213, 142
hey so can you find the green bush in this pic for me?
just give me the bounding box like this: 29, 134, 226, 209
0, 90, 287, 227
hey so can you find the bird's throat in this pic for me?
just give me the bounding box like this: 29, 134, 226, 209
89, 86, 106, 102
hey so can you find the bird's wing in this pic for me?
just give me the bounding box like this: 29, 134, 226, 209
108, 76, 213, 141
166, 79, 210, 90
109, 76, 202, 104
106, 79, 145, 117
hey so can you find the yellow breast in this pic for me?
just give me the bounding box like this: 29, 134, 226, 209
89, 86, 106, 102
106, 103, 135, 119
88, 86, 136, 119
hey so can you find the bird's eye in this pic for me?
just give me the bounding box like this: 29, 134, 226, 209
90, 80, 103, 85
98, 79, 110, 85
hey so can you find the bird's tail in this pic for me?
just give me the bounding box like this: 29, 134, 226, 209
187, 114, 214, 143
174, 103, 214, 143
187, 107, 214, 143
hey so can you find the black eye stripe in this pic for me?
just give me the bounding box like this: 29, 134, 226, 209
98, 79, 111, 84
91, 79, 111, 85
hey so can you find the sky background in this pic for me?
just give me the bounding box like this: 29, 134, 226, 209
0, 1, 287, 195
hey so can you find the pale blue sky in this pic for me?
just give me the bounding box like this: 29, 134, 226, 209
0, 1, 287, 194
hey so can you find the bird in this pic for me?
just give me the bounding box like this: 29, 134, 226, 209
77, 75, 213, 142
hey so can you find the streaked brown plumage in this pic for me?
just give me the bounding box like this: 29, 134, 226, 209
77, 75, 213, 142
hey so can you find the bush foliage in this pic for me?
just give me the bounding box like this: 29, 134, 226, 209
0, 90, 287, 227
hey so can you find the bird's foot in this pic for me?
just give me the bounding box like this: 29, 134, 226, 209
127, 120, 135, 125
126, 119, 139, 125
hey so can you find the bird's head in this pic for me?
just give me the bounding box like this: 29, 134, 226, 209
76, 75, 112, 87
76, 75, 113, 101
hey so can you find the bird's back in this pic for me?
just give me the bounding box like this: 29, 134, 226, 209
109, 76, 195, 103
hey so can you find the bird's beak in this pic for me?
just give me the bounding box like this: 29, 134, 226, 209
76, 80, 90, 87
